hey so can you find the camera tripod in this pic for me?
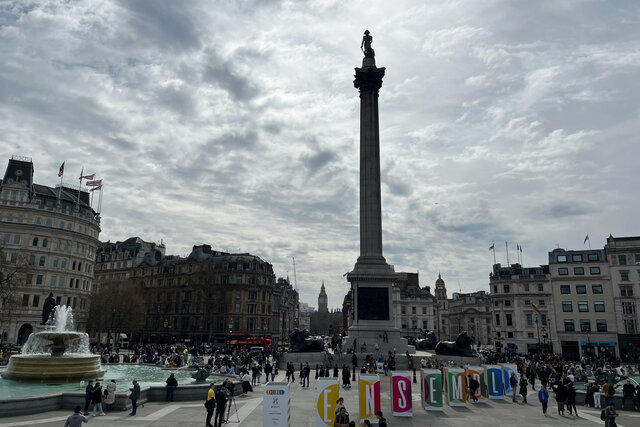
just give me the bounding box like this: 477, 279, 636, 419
224, 395, 239, 424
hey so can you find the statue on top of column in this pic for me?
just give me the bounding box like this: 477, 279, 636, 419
360, 30, 375, 58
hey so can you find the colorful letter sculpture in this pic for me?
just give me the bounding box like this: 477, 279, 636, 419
444, 367, 467, 406
391, 371, 412, 417
501, 363, 519, 397
485, 365, 505, 400
359, 374, 381, 424
465, 366, 487, 403
421, 369, 443, 411
263, 382, 290, 427
316, 378, 339, 427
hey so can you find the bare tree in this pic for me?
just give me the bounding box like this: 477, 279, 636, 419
87, 279, 145, 346
0, 244, 34, 341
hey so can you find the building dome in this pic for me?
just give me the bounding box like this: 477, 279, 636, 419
435, 273, 445, 286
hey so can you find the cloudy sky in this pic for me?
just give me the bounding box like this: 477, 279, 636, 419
1, 0, 639, 309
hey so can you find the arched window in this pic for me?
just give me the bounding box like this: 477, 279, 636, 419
72, 261, 76, 270
39, 256, 46, 267
42, 238, 48, 248
32, 237, 38, 246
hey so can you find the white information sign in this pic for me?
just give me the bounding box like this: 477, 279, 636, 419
263, 382, 290, 427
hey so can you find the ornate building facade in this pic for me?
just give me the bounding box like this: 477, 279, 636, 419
0, 157, 100, 344
94, 237, 165, 290
393, 272, 438, 336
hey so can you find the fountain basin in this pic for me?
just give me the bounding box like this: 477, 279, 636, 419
2, 355, 105, 382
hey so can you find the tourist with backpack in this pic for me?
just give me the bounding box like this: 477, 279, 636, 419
601, 402, 618, 427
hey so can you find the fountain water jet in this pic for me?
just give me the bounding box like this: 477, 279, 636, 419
2, 306, 104, 382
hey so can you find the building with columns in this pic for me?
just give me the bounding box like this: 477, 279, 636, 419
393, 272, 437, 336
0, 157, 100, 344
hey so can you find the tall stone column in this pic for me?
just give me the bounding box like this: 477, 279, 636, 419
345, 31, 411, 354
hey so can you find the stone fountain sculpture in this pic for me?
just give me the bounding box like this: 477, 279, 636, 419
2, 305, 105, 381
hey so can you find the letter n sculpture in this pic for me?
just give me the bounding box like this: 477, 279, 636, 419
359, 374, 381, 424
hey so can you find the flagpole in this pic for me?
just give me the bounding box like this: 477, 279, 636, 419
98, 184, 103, 213
77, 167, 83, 207
506, 241, 510, 266
492, 240, 496, 265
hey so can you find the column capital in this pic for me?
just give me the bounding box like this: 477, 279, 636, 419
354, 66, 386, 93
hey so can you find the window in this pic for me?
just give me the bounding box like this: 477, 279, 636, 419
493, 285, 498, 293
564, 320, 575, 332
621, 271, 629, 281
622, 302, 635, 315
22, 294, 29, 306
558, 268, 569, 275
528, 332, 534, 338
590, 267, 600, 275
541, 314, 547, 325
495, 314, 500, 326
596, 319, 607, 332
588, 253, 599, 261
594, 302, 605, 312
45, 219, 51, 227
236, 275, 242, 284
636, 254, 640, 265
423, 320, 428, 329
562, 301, 573, 312
36, 275, 43, 285
32, 237, 38, 246
422, 307, 427, 315
3, 234, 9, 244
574, 267, 584, 275
537, 284, 544, 292
412, 306, 416, 314
506, 314, 513, 326
557, 255, 567, 263
39, 256, 45, 266
505, 300, 511, 307
32, 295, 39, 307
12, 234, 20, 244
401, 306, 406, 315
620, 285, 634, 297
59, 277, 64, 287
625, 319, 638, 334
49, 276, 56, 286
249, 291, 257, 300
69, 278, 74, 288
235, 290, 241, 299
580, 319, 591, 332
507, 332, 514, 338
578, 302, 589, 312
59, 221, 65, 229
524, 300, 530, 305
523, 284, 529, 292
503, 284, 510, 293
619, 255, 627, 265
539, 300, 546, 306
592, 284, 603, 294
494, 301, 500, 307
576, 285, 586, 294
526, 313, 533, 326
61, 259, 67, 269
53, 258, 59, 268
572, 254, 583, 262
560, 285, 571, 294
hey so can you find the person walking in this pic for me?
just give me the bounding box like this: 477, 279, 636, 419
342, 365, 351, 389
566, 382, 577, 416
214, 385, 227, 427
205, 383, 216, 427
129, 380, 140, 416
553, 381, 567, 416
519, 376, 528, 403
104, 379, 116, 410
91, 382, 105, 416
510, 373, 518, 402
166, 373, 178, 402
303, 362, 311, 388
603, 402, 618, 427
241, 372, 253, 396
64, 405, 88, 427
602, 380, 615, 407
83, 380, 93, 415
538, 385, 549, 415
468, 375, 479, 402
264, 361, 273, 383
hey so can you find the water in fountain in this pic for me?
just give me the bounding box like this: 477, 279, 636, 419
21, 306, 90, 356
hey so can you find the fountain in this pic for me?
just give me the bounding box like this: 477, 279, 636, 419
1, 305, 104, 382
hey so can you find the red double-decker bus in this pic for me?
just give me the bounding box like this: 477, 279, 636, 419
225, 333, 273, 352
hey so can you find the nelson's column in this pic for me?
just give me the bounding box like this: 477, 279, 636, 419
345, 31, 412, 354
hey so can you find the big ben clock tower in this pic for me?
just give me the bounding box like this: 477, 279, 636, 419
318, 282, 328, 313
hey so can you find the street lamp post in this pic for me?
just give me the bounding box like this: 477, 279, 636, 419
535, 315, 541, 352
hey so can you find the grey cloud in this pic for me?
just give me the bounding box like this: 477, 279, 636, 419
202, 50, 258, 101
117, 0, 201, 51
547, 203, 590, 218
301, 150, 336, 176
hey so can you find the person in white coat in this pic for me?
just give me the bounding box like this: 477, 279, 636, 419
104, 380, 117, 410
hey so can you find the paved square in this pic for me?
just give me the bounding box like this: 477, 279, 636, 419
0, 372, 638, 426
